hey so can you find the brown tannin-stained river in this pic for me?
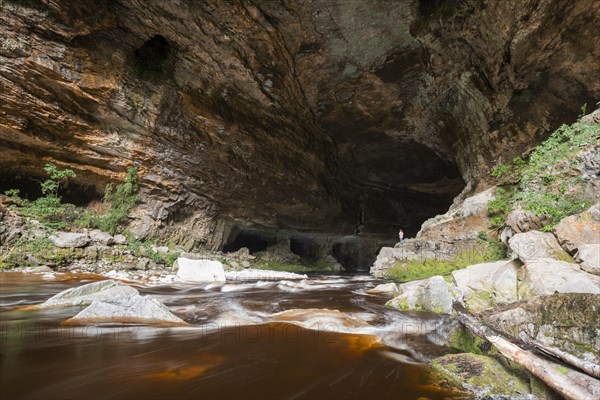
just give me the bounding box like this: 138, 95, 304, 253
0, 273, 464, 399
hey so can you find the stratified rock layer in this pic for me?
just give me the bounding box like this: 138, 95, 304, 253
2, 0, 599, 248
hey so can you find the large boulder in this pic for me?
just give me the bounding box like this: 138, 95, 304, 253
501, 207, 549, 244
89, 229, 114, 246
417, 188, 495, 242
66, 296, 186, 325
576, 244, 600, 276
34, 279, 138, 308
553, 203, 600, 253
366, 282, 399, 296
482, 293, 600, 363
49, 232, 90, 248
508, 231, 571, 263
432, 353, 531, 398
371, 240, 464, 278
175, 257, 226, 282
31, 279, 185, 325
451, 260, 520, 312
387, 276, 452, 314
517, 259, 600, 299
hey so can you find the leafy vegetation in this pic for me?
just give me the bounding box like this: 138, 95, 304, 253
489, 116, 599, 230
123, 231, 179, 266
6, 164, 140, 234
0, 236, 74, 269
78, 168, 139, 234
10, 163, 78, 230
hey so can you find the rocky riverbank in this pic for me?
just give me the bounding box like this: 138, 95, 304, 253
368, 112, 600, 398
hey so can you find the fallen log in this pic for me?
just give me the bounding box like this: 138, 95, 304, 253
458, 313, 599, 400
521, 334, 600, 379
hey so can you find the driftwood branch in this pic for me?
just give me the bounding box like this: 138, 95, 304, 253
458, 313, 599, 400
521, 334, 600, 379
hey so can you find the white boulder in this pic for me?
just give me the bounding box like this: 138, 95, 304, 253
175, 257, 226, 282
518, 259, 600, 299
66, 296, 186, 325
508, 231, 571, 263
49, 232, 90, 248
35, 279, 138, 308
366, 282, 399, 295
452, 260, 520, 311
576, 244, 600, 276
113, 234, 127, 245
89, 229, 114, 246
387, 276, 453, 314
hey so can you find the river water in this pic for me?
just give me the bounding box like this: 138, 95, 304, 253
0, 272, 464, 399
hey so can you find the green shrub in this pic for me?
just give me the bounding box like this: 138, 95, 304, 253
79, 168, 139, 234
1, 236, 74, 269
487, 187, 513, 229
515, 189, 592, 231
123, 231, 179, 266
491, 163, 509, 178
13, 163, 78, 230
488, 116, 599, 230
4, 188, 20, 202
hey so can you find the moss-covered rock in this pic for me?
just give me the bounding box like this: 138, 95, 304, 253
445, 326, 499, 356
451, 259, 519, 312
481, 293, 600, 363
431, 353, 531, 397
386, 275, 453, 313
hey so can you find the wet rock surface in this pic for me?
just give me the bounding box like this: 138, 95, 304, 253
432, 353, 531, 398
451, 260, 519, 312
66, 295, 186, 325
387, 276, 453, 314
33, 279, 185, 325
33, 279, 139, 308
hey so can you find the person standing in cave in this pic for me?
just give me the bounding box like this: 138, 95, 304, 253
398, 229, 404, 244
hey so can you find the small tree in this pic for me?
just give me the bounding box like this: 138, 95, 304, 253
79, 167, 139, 234
17, 163, 77, 229
40, 163, 76, 198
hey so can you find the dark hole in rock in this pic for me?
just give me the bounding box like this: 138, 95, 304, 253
222, 229, 281, 254
332, 236, 377, 272
132, 34, 173, 80
290, 236, 326, 264
0, 172, 100, 206
418, 0, 459, 17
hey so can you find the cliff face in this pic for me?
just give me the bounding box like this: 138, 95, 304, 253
1, 0, 599, 249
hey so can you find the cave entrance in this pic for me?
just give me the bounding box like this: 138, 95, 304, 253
222, 229, 282, 254
289, 236, 328, 264
132, 35, 173, 80
0, 172, 100, 206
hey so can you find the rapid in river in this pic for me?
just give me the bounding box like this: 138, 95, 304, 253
0, 272, 464, 399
